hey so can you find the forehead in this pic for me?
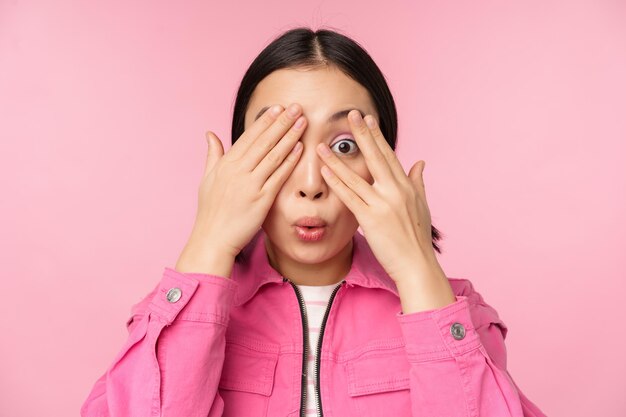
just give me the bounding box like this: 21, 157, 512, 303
245, 66, 377, 126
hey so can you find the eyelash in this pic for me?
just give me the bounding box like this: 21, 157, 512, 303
330, 136, 359, 156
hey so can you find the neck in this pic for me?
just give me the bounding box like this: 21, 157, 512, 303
264, 235, 353, 286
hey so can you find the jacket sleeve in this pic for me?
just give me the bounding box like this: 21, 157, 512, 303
395, 280, 548, 417
80, 267, 239, 417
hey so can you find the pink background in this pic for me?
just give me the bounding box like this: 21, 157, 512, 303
1, 1, 624, 416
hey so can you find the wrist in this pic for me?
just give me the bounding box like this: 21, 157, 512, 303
175, 239, 236, 277
393, 262, 456, 314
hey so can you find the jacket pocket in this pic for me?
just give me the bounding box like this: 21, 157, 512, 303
344, 345, 412, 417
218, 338, 280, 417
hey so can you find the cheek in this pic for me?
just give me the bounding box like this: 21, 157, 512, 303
261, 200, 279, 226
262, 194, 291, 230
336, 206, 359, 230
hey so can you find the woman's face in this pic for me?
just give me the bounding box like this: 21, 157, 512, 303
244, 65, 379, 279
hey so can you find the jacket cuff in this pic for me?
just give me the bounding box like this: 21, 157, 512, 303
147, 267, 239, 326
396, 295, 482, 362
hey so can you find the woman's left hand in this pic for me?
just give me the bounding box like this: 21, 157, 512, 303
316, 110, 446, 287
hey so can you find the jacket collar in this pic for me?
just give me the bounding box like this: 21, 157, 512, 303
231, 228, 400, 306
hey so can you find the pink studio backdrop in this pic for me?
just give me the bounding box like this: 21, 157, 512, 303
1, 1, 625, 416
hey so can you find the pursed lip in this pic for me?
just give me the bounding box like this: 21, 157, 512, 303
293, 216, 327, 227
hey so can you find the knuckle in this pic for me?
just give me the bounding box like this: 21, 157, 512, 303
346, 173, 360, 188
286, 148, 301, 162
258, 138, 275, 153
288, 125, 303, 139
373, 150, 387, 164
277, 114, 294, 129
259, 113, 275, 129
266, 148, 282, 165
284, 127, 297, 140
372, 129, 385, 141
382, 148, 395, 160
348, 192, 360, 205
356, 123, 369, 135
245, 114, 274, 136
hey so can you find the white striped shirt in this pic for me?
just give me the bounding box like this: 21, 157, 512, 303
295, 283, 338, 416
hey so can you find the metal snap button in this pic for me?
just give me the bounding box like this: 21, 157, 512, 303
166, 287, 182, 303
450, 322, 466, 340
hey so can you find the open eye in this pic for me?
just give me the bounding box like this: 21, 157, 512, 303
330, 137, 359, 156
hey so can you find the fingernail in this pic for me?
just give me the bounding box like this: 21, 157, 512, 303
287, 103, 301, 117
270, 105, 283, 117
317, 143, 331, 156
350, 110, 363, 125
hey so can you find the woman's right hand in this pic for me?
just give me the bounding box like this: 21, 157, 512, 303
175, 103, 307, 275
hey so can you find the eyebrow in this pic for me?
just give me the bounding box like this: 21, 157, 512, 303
254, 106, 365, 123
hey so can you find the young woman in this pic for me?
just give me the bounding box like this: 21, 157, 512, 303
81, 27, 548, 417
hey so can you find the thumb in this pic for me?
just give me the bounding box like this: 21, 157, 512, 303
204, 130, 224, 176
408, 160, 426, 196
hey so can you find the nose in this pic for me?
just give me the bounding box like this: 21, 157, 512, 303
290, 142, 328, 200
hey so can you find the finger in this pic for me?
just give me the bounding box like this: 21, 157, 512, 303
406, 160, 432, 238
262, 140, 303, 195
204, 131, 224, 177
316, 142, 378, 206
243, 103, 304, 172
408, 160, 428, 203
320, 164, 368, 218
254, 115, 307, 183
363, 115, 407, 184
228, 104, 284, 159
347, 110, 395, 185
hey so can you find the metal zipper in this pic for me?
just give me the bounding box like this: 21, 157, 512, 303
313, 281, 344, 417
284, 277, 310, 417
284, 277, 345, 417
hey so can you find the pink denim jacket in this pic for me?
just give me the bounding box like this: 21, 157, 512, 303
81, 229, 547, 417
